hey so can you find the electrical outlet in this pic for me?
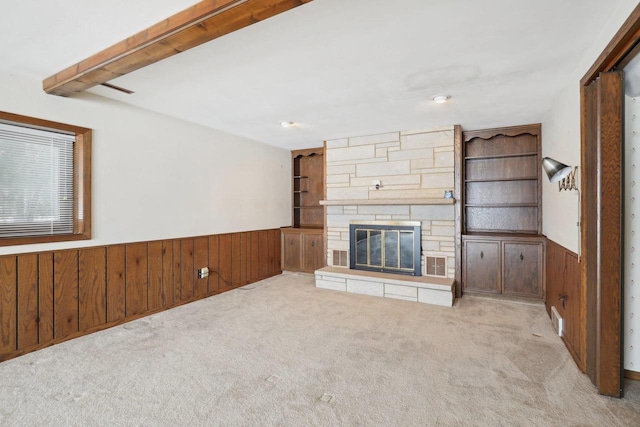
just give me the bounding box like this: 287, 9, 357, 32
197, 267, 209, 279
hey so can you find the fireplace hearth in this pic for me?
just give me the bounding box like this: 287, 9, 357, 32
349, 221, 421, 276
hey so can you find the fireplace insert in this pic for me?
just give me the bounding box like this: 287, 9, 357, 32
349, 221, 421, 276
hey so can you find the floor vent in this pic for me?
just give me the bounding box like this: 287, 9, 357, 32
551, 306, 563, 337
425, 256, 447, 277
333, 250, 348, 267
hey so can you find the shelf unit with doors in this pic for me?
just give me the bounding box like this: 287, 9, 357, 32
282, 147, 325, 273
461, 124, 545, 299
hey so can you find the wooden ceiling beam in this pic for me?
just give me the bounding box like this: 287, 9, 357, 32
43, 0, 313, 96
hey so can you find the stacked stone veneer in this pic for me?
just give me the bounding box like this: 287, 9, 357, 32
325, 126, 456, 278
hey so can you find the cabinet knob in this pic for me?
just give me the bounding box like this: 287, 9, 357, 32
480, 251, 484, 259
311, 241, 315, 247
290, 241, 293, 245
520, 253, 524, 261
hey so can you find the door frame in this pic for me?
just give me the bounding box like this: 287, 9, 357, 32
580, 3, 640, 397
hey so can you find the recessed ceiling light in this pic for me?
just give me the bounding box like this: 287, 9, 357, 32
432, 95, 450, 103
280, 121, 294, 128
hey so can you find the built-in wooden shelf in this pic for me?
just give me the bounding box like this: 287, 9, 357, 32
293, 206, 322, 209
320, 198, 455, 206
293, 176, 309, 179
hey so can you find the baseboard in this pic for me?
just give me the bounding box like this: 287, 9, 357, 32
624, 370, 640, 381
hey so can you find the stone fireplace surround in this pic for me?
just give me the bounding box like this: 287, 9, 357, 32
315, 126, 457, 307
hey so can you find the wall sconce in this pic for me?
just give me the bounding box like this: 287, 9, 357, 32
542, 156, 579, 191
542, 157, 581, 261
542, 157, 573, 183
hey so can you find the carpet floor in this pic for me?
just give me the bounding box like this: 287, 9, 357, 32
0, 272, 638, 426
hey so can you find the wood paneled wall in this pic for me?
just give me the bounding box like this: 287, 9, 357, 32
545, 239, 583, 371
0, 229, 281, 362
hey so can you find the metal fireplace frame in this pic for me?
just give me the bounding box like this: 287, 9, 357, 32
349, 221, 421, 276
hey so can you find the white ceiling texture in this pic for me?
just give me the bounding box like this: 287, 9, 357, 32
0, 0, 624, 150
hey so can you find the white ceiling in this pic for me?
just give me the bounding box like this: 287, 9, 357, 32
1, 0, 623, 150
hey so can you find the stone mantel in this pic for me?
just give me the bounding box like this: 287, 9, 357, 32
320, 198, 455, 206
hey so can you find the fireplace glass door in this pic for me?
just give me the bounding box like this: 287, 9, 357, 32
349, 221, 421, 276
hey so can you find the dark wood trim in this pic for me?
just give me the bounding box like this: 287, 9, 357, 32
43, 0, 313, 96
0, 228, 282, 363
462, 123, 541, 143
625, 370, 640, 381
580, 2, 640, 85
595, 71, 624, 397
582, 82, 598, 382
0, 111, 92, 246
454, 125, 463, 298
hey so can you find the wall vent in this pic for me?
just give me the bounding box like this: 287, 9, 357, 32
425, 255, 447, 277
551, 306, 563, 337
333, 250, 348, 267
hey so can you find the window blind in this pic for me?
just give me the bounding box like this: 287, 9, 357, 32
0, 122, 75, 238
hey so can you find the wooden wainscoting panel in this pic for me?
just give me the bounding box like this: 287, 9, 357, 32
208, 235, 219, 293
231, 233, 242, 288
78, 247, 107, 331
17, 254, 39, 349
241, 232, 249, 286
545, 239, 584, 371
271, 229, 281, 276
219, 234, 233, 292
259, 230, 269, 278
0, 228, 281, 362
147, 241, 164, 311
38, 253, 55, 343
268, 229, 277, 275
249, 231, 260, 282
125, 243, 148, 317
180, 239, 195, 301
106, 245, 126, 322
162, 241, 174, 307
172, 241, 182, 305
545, 240, 564, 316
564, 251, 583, 367
0, 256, 17, 354
194, 237, 209, 298
53, 251, 79, 339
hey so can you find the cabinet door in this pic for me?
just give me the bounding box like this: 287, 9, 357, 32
503, 242, 543, 298
302, 233, 324, 273
282, 232, 302, 271
463, 240, 501, 293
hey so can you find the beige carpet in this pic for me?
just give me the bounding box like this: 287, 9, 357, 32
0, 273, 638, 426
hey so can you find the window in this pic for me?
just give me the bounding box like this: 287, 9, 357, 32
0, 111, 91, 246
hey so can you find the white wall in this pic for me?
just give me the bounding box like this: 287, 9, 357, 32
542, 0, 639, 251
624, 95, 640, 372
0, 70, 292, 255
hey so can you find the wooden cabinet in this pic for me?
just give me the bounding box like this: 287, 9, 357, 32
293, 148, 324, 228
461, 124, 545, 300
463, 239, 501, 294
503, 241, 543, 298
462, 124, 542, 235
463, 235, 544, 299
283, 147, 325, 273
302, 233, 324, 272
281, 228, 324, 273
